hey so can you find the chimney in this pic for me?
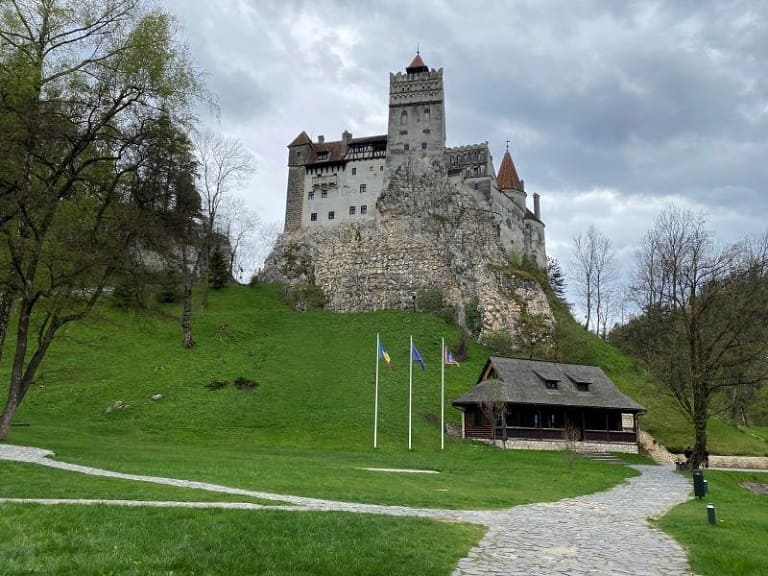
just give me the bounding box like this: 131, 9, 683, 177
342, 130, 352, 155
533, 193, 541, 220
318, 135, 325, 144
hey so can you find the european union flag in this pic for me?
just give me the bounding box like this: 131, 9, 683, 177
411, 343, 425, 371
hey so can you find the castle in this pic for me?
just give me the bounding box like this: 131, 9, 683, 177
282, 53, 546, 269
265, 54, 553, 343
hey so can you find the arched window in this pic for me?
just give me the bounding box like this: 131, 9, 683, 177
400, 110, 408, 125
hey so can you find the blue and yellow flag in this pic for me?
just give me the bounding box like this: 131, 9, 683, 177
411, 343, 425, 371
378, 342, 392, 368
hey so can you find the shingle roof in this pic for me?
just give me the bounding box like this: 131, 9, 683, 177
453, 357, 644, 411
497, 150, 522, 190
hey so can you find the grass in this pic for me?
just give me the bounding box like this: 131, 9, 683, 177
657, 470, 768, 576
2, 284, 637, 509
0, 504, 484, 576
0, 461, 282, 505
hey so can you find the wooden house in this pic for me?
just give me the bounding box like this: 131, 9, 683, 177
452, 357, 644, 452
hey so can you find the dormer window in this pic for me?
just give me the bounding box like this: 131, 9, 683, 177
576, 382, 590, 392
317, 151, 329, 161
545, 380, 558, 390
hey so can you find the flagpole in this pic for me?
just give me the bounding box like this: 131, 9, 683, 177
441, 337, 445, 450
409, 335, 413, 451
374, 333, 379, 449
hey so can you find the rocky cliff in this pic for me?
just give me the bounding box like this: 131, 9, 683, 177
262, 156, 554, 347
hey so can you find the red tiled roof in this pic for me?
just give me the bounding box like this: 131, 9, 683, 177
525, 208, 543, 224
288, 131, 311, 147
497, 150, 522, 191
309, 140, 345, 163
406, 53, 429, 74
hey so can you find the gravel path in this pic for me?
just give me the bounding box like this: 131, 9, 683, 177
1, 444, 693, 575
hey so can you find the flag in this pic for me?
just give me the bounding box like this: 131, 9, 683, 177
444, 348, 460, 366
411, 343, 425, 371
378, 342, 392, 368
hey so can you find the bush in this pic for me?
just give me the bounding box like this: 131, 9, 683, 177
210, 245, 230, 289
205, 379, 228, 391
481, 330, 515, 356
464, 297, 483, 336
234, 376, 257, 391
416, 287, 445, 313
156, 269, 182, 304
282, 283, 326, 311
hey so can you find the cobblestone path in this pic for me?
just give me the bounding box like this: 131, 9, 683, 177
1, 444, 693, 575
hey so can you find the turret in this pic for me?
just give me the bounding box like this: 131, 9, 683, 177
497, 148, 526, 211
385, 52, 446, 178
284, 131, 312, 232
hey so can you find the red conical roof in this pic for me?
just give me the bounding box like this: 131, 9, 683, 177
497, 149, 522, 191
406, 53, 428, 74
288, 131, 311, 147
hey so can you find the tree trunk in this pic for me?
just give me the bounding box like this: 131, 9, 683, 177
0, 388, 21, 440
180, 246, 195, 349
0, 290, 12, 364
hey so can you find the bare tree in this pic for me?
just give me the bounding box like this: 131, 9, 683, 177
571, 225, 615, 334
194, 129, 255, 303
628, 205, 768, 468
0, 0, 201, 439
218, 195, 260, 282
479, 380, 507, 447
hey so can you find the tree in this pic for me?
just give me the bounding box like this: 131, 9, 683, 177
627, 205, 768, 468
571, 225, 615, 335
194, 129, 254, 305
479, 380, 507, 446
0, 0, 201, 439
546, 256, 567, 300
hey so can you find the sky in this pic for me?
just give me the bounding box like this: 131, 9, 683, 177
160, 0, 768, 312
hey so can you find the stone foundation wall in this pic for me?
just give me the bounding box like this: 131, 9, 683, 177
490, 439, 640, 454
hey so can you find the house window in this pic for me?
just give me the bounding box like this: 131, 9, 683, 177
328, 211, 335, 220
349, 206, 356, 215
308, 190, 315, 200
321, 189, 328, 199
360, 205, 367, 215
310, 212, 317, 222
352, 167, 357, 175
360, 184, 366, 194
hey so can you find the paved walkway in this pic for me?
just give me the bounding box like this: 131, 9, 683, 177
0, 444, 693, 575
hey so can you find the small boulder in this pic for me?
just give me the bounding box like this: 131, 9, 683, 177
151, 393, 163, 401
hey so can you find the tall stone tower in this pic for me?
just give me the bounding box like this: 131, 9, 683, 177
284, 131, 312, 233
385, 53, 446, 179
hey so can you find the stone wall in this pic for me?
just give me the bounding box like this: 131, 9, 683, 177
263, 156, 554, 345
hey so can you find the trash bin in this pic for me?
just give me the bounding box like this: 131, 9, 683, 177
693, 468, 706, 499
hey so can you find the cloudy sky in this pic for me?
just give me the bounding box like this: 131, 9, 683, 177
161, 0, 768, 306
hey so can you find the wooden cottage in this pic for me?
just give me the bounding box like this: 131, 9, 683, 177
452, 357, 644, 452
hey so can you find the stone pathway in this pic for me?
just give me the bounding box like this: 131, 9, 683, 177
0, 444, 693, 575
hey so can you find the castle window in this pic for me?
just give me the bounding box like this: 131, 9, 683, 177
360, 184, 366, 194
360, 205, 368, 215
349, 206, 356, 215
400, 130, 408, 135
423, 128, 430, 134
401, 110, 407, 125
317, 151, 329, 161
380, 165, 384, 171
310, 212, 317, 222
473, 166, 479, 176
369, 166, 374, 171
424, 107, 430, 122
473, 183, 478, 190
308, 190, 315, 200
328, 211, 335, 220
321, 189, 328, 199
421, 142, 427, 150
352, 167, 357, 175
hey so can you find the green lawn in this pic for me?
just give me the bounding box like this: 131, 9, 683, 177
0, 461, 282, 504
658, 470, 768, 576
0, 504, 484, 576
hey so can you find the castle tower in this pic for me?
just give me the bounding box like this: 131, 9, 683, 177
284, 131, 312, 233
385, 53, 446, 176
497, 148, 526, 211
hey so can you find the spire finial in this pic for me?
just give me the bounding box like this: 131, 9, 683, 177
506, 139, 511, 152
417, 41, 420, 55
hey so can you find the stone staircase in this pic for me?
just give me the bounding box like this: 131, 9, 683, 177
581, 451, 626, 465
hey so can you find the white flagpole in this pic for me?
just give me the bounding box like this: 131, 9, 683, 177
409, 335, 413, 451
441, 337, 445, 450
374, 333, 379, 449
